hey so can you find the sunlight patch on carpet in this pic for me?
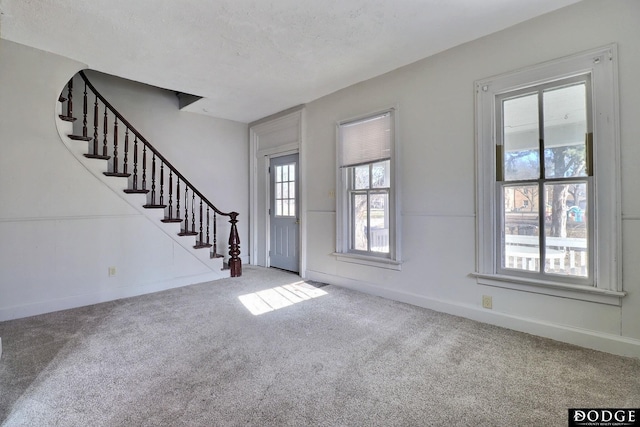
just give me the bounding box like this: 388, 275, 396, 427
238, 281, 328, 315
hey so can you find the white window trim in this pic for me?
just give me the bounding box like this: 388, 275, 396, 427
474, 45, 624, 305
335, 106, 402, 270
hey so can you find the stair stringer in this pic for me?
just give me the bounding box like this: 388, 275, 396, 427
54, 108, 229, 280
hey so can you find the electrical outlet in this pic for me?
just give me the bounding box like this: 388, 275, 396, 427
482, 295, 493, 309
108, 266, 117, 277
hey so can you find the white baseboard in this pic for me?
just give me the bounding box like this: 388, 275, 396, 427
306, 270, 640, 359
0, 271, 226, 322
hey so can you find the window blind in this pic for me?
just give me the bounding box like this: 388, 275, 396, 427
340, 112, 392, 167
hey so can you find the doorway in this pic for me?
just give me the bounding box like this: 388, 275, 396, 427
269, 153, 300, 272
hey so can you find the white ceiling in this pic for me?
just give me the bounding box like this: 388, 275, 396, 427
0, 0, 582, 123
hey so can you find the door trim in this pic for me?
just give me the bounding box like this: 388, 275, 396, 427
249, 107, 306, 275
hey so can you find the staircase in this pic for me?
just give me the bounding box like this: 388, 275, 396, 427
56, 71, 241, 277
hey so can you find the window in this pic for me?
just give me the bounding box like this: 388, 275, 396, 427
475, 45, 624, 304
336, 108, 401, 269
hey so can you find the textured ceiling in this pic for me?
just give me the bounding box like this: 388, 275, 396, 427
0, 0, 582, 123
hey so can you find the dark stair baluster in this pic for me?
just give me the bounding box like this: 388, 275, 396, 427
143, 153, 165, 208
167, 171, 172, 217
212, 212, 222, 258
59, 79, 76, 122
113, 118, 118, 172
175, 179, 181, 219
67, 79, 73, 118
124, 136, 148, 194
161, 174, 182, 223
103, 108, 108, 157
194, 200, 212, 249
84, 99, 110, 160
159, 163, 164, 205
123, 129, 129, 174
206, 207, 210, 246
93, 96, 98, 154
191, 191, 196, 233
68, 82, 93, 142
142, 145, 147, 190
178, 188, 197, 236
82, 83, 88, 138
104, 118, 130, 177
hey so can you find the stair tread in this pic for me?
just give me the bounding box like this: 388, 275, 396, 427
104, 172, 131, 177
124, 188, 149, 194
59, 115, 76, 122
194, 242, 213, 249
84, 153, 111, 160
178, 231, 198, 236
68, 134, 93, 141
143, 204, 167, 209
161, 218, 183, 223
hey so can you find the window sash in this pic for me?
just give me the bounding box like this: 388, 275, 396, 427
495, 75, 594, 285
347, 162, 390, 255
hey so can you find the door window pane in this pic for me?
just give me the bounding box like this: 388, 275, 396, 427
503, 93, 540, 181
274, 162, 296, 217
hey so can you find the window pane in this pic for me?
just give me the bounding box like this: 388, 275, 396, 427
372, 160, 390, 188
276, 200, 282, 216
503, 94, 540, 181
276, 165, 283, 183
354, 165, 370, 189
290, 200, 296, 217
544, 182, 588, 277
276, 183, 282, 199
282, 165, 289, 181
353, 194, 368, 251
289, 182, 295, 200
543, 83, 588, 179
503, 185, 540, 272
369, 193, 389, 253
289, 164, 295, 182
282, 182, 289, 198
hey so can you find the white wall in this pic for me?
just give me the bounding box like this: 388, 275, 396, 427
0, 40, 249, 321
303, 0, 640, 357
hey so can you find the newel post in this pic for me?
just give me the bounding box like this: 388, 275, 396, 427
228, 212, 242, 277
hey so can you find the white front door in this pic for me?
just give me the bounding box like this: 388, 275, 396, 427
269, 154, 299, 272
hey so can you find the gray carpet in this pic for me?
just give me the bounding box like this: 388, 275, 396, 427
1, 266, 638, 426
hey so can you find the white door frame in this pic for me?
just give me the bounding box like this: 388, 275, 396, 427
249, 107, 306, 276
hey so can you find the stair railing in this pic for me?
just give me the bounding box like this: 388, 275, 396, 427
59, 72, 242, 277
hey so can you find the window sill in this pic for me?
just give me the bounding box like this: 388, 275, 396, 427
471, 273, 626, 306
333, 252, 402, 271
